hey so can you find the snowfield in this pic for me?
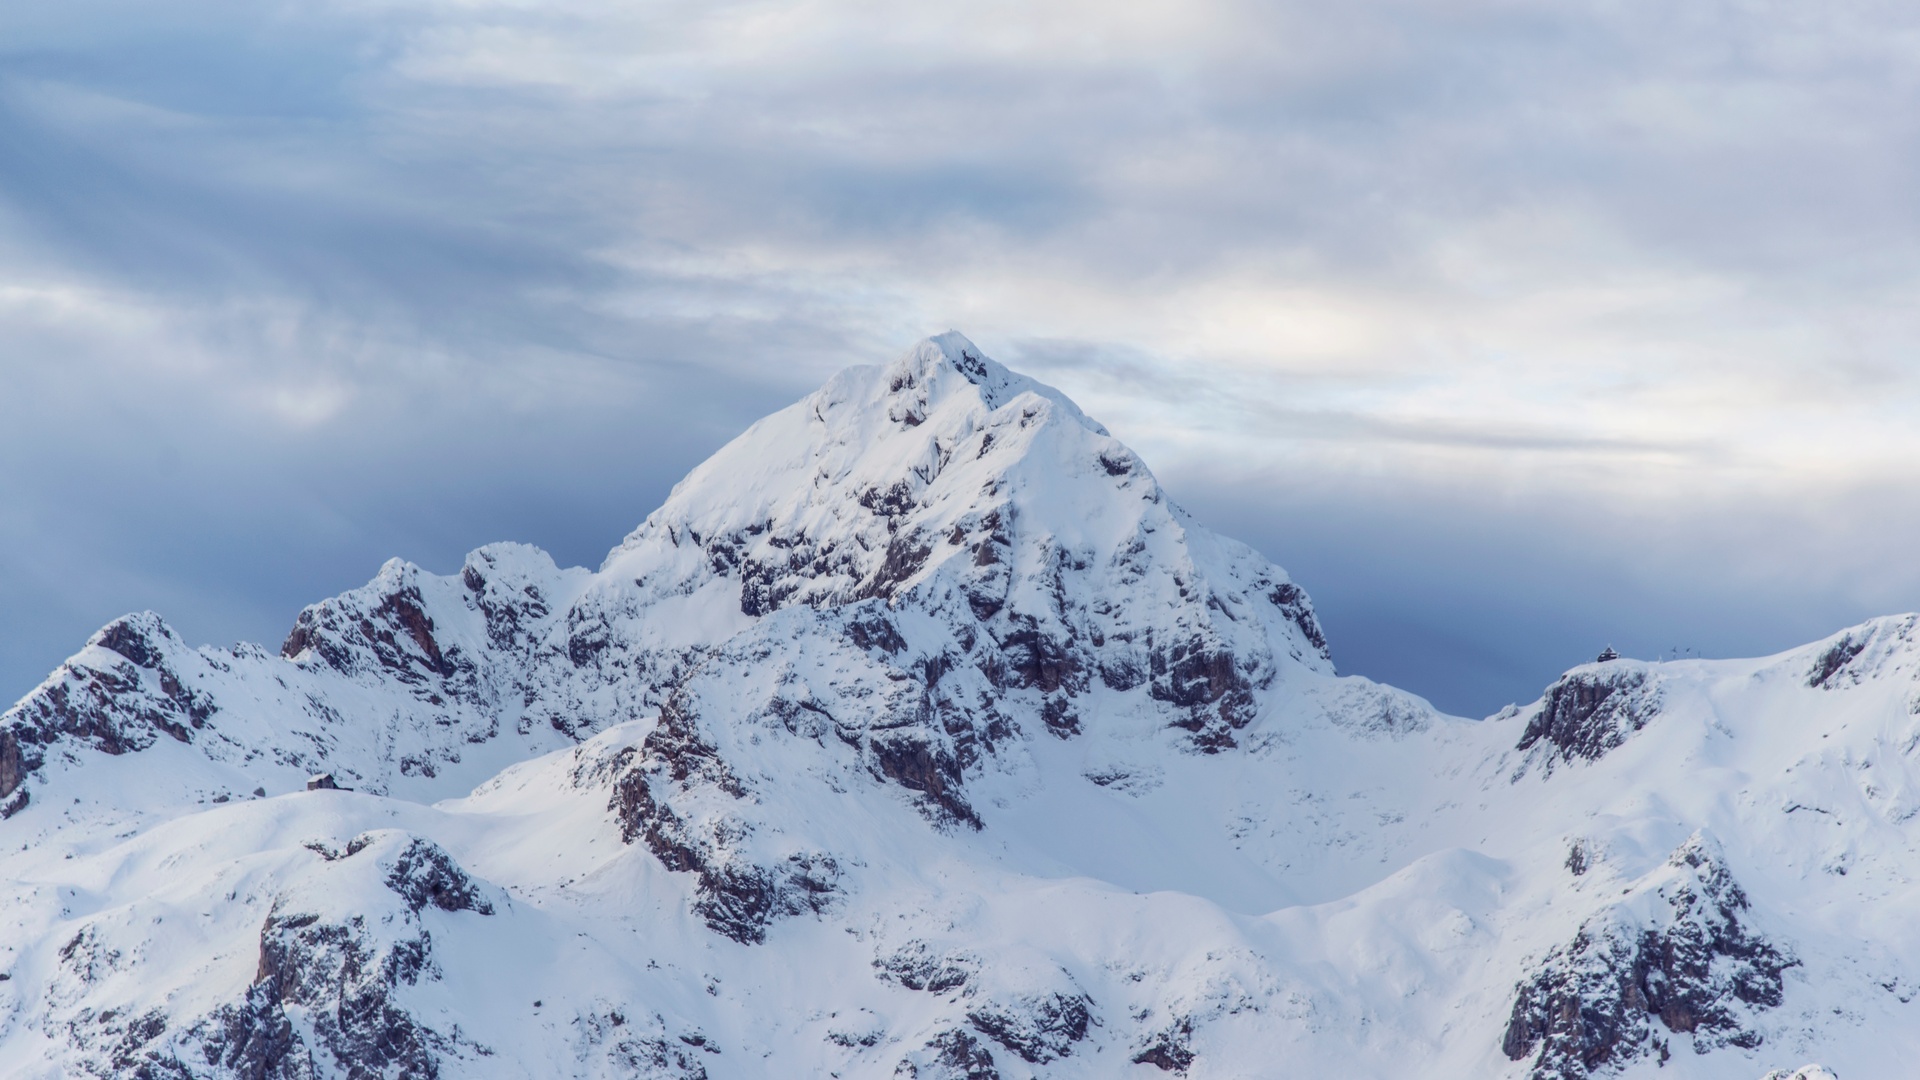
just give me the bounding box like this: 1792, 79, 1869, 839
0, 333, 1896, 1079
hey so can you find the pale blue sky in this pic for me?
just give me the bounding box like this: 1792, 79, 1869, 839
5, 0, 1920, 715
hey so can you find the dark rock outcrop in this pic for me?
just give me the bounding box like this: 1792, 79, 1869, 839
460, 546, 557, 652
373, 834, 495, 915
244, 906, 444, 1079
574, 1006, 713, 1080
873, 941, 978, 994
1801, 615, 1919, 690
282, 579, 456, 686
1265, 581, 1328, 658
867, 729, 980, 829
193, 979, 322, 1080
1150, 639, 1261, 753
1517, 666, 1660, 766
1502, 834, 1795, 1079
0, 729, 28, 817
189, 832, 494, 1080
1132, 1017, 1196, 1073
894, 1028, 1000, 1080
0, 613, 215, 803
608, 696, 840, 944
1808, 635, 1868, 689
966, 990, 1095, 1064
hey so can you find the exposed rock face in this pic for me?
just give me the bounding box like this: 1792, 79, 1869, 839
48, 924, 184, 1080
0, 613, 213, 802
0, 548, 590, 802
1516, 664, 1662, 767
894, 1028, 1001, 1080
1805, 614, 1919, 689
1132, 1017, 1197, 1073
39, 830, 497, 1080
282, 580, 454, 683
573, 1006, 713, 1080
871, 940, 1095, 1067
965, 990, 1095, 1063
0, 727, 30, 817
233, 906, 445, 1079
1808, 637, 1866, 689
197, 832, 496, 1080
376, 833, 496, 916
606, 691, 840, 944
874, 940, 979, 995
1503, 833, 1795, 1079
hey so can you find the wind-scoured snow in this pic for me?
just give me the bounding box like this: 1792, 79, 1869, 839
0, 334, 1906, 1079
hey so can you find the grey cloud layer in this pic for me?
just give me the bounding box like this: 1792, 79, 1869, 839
2, 0, 1918, 713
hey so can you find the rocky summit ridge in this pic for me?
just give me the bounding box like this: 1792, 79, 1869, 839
0, 333, 1904, 1079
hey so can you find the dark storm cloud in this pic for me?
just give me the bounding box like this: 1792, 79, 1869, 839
3, 0, 1919, 713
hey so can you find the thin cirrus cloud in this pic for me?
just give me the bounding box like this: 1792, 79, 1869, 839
1, 0, 1918, 715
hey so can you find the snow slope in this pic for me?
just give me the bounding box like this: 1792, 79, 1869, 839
0, 333, 1898, 1079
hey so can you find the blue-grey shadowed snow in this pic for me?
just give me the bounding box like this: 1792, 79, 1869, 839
6, 0, 1920, 714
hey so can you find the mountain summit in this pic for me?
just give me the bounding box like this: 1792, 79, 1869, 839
0, 335, 1896, 1079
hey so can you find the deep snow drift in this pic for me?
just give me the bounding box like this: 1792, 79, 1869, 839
0, 333, 1898, 1079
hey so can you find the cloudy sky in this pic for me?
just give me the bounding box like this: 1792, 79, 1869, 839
5, 0, 1920, 716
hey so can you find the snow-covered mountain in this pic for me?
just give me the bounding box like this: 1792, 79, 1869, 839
0, 333, 1903, 1079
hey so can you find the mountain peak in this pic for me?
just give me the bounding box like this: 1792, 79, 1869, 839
595, 337, 1329, 712
875, 331, 1108, 436
603, 334, 1135, 597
